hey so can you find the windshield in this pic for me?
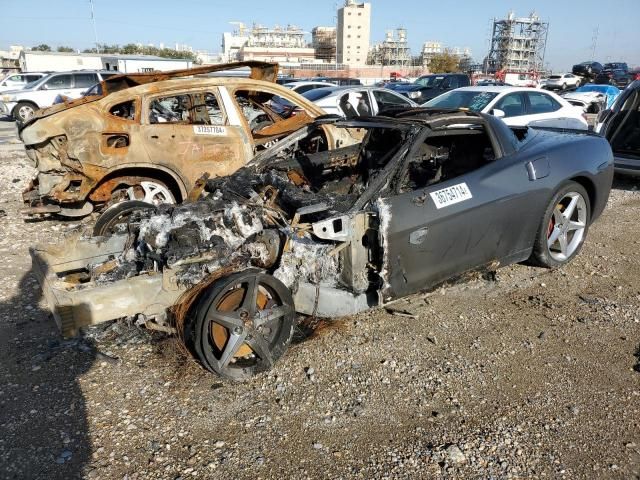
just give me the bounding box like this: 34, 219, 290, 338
302, 88, 336, 102
580, 62, 592, 66
415, 75, 444, 88
424, 90, 499, 111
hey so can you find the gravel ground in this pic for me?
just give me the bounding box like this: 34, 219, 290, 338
0, 118, 639, 479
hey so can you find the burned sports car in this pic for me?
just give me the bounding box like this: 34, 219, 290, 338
32, 110, 614, 380
19, 61, 358, 217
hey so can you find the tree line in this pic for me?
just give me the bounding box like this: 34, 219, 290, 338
29, 43, 198, 62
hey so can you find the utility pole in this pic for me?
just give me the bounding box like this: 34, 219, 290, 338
89, 0, 100, 53
590, 26, 599, 61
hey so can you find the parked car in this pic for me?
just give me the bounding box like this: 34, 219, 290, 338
387, 73, 471, 104
423, 86, 588, 130
31, 109, 614, 379
597, 80, 640, 176
475, 79, 511, 86
602, 62, 629, 73
306, 76, 362, 86
595, 69, 632, 88
269, 81, 339, 115
0, 72, 48, 93
544, 73, 582, 90
572, 61, 603, 77
562, 84, 620, 113
302, 85, 417, 118
0, 70, 119, 123
19, 62, 358, 218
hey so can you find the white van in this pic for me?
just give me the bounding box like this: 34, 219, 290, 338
0, 70, 118, 122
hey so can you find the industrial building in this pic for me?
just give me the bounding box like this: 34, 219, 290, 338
18, 51, 193, 73
485, 11, 549, 73
368, 28, 411, 67
337, 0, 371, 66
221, 23, 315, 64
419, 42, 472, 68
312, 27, 337, 63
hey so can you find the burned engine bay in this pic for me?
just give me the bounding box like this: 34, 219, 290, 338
88, 123, 411, 307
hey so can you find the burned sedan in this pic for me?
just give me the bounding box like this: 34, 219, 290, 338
32, 110, 614, 380
19, 61, 358, 217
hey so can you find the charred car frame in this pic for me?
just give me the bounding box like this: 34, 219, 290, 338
19, 62, 358, 217
32, 110, 613, 380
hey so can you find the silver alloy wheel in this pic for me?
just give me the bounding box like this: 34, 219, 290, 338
125, 181, 174, 205
17, 104, 35, 121
546, 191, 587, 262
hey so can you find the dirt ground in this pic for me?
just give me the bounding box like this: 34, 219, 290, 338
0, 118, 639, 480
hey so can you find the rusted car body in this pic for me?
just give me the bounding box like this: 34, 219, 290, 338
20, 62, 358, 217
31, 111, 613, 380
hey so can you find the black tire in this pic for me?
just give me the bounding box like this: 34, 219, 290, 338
13, 101, 37, 123
529, 181, 591, 268
93, 200, 157, 236
188, 270, 295, 381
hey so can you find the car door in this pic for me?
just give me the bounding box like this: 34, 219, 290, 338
523, 91, 567, 128
492, 92, 528, 126
378, 127, 542, 300
142, 88, 245, 187
603, 88, 640, 160
371, 89, 414, 113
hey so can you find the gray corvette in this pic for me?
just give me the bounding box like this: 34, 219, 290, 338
32, 109, 614, 380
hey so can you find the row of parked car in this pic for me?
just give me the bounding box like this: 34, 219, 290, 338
571, 61, 639, 88
4, 63, 638, 223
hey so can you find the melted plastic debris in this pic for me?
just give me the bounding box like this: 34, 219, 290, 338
274, 234, 339, 290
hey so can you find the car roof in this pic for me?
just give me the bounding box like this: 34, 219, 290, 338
283, 81, 334, 87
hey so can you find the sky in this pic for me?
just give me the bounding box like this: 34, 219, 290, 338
1, 0, 639, 71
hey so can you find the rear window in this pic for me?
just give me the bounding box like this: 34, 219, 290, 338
73, 73, 99, 88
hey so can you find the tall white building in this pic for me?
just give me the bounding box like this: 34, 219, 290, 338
336, 0, 371, 66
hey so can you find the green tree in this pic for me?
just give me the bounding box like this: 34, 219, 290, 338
57, 46, 74, 52
31, 44, 51, 52
428, 49, 461, 73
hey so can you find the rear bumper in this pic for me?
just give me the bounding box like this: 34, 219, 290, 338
22, 174, 94, 216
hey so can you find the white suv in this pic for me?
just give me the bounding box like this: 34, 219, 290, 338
0, 72, 48, 93
0, 70, 117, 122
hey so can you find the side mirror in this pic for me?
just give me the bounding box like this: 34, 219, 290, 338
40, 84, 49, 90
491, 108, 506, 118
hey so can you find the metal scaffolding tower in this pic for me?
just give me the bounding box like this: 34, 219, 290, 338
486, 11, 548, 73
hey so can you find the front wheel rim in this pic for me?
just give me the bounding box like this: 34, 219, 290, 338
18, 105, 34, 121
125, 181, 174, 205
200, 273, 294, 378
546, 191, 587, 262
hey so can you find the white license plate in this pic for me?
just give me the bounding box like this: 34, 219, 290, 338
430, 182, 473, 209
193, 125, 227, 135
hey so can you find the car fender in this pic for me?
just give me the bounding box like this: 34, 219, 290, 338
88, 163, 189, 202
